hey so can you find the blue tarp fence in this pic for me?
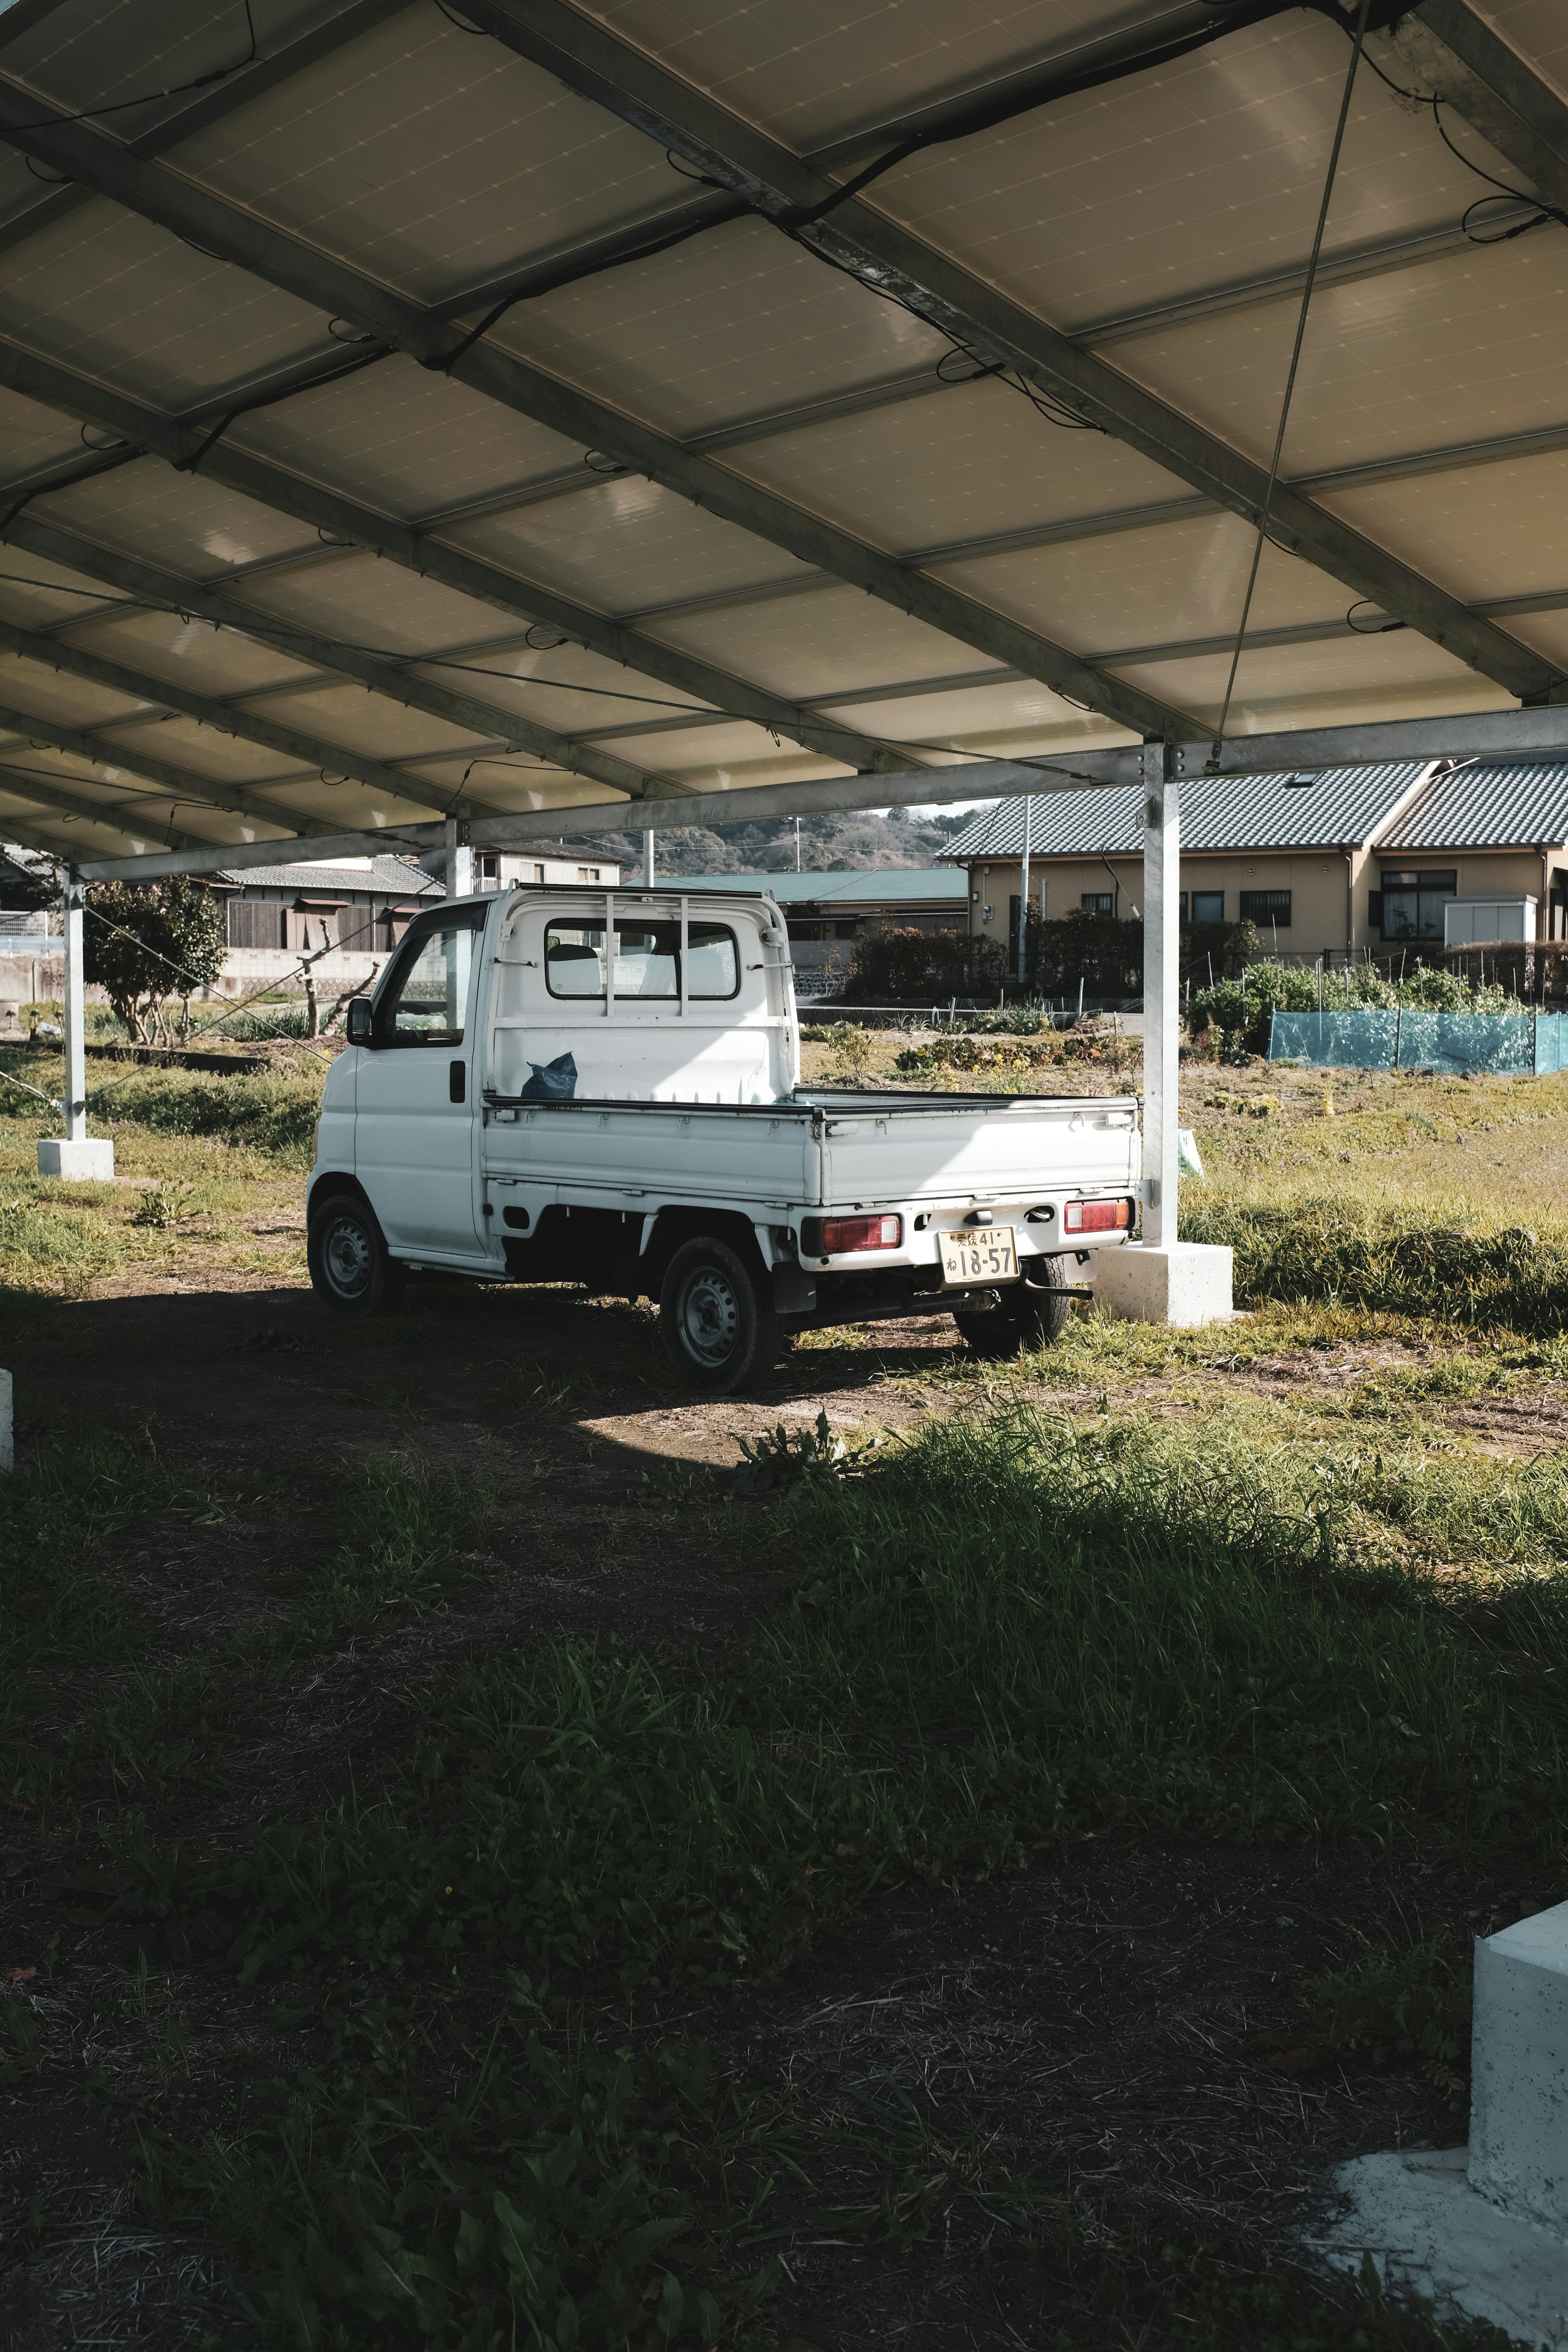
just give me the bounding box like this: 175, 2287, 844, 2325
1269, 1009, 1568, 1076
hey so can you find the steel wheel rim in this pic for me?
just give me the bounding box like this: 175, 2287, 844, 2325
324, 1215, 372, 1298
678, 1265, 739, 1367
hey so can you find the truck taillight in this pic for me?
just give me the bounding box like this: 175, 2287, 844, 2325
801, 1213, 902, 1256
1064, 1198, 1133, 1233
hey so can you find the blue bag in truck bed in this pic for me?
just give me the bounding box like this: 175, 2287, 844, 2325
518, 1051, 577, 1100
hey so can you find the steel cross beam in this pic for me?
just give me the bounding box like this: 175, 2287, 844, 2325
66, 704, 1568, 883
0, 0, 408, 260
457, 0, 1555, 707
0, 764, 211, 849
1398, 2, 1568, 219
0, 84, 1198, 743
0, 527, 657, 808
0, 347, 912, 784
0, 696, 354, 837
0, 610, 531, 821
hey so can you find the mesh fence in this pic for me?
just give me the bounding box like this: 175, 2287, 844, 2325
1269, 1009, 1568, 1076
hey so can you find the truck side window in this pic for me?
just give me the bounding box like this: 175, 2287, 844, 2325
376, 921, 476, 1045
544, 919, 739, 1001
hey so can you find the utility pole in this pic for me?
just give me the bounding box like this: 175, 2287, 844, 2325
1018, 796, 1032, 990
642, 829, 654, 887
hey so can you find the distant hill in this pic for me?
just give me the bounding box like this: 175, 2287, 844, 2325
551, 806, 984, 877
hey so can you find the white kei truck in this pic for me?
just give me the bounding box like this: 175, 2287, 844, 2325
305, 885, 1142, 1394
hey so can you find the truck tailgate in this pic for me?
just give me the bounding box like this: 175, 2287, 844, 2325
809, 1093, 1139, 1204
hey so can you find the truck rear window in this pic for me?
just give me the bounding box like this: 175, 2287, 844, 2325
545, 919, 739, 1001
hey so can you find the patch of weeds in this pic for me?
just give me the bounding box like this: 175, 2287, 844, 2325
143, 1988, 775, 2352
731, 1410, 876, 1498
1184, 1199, 1561, 1330
130, 1180, 199, 1230
0, 1185, 128, 1290
1283, 1938, 1472, 2092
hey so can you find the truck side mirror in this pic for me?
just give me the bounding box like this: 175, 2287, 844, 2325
346, 996, 373, 1044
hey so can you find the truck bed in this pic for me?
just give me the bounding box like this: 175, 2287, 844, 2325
482, 1085, 1139, 1211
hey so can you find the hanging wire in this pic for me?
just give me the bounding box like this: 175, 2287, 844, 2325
1208, 0, 1373, 764
0, 0, 258, 132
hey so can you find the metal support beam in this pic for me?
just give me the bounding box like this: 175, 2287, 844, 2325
61, 865, 84, 1143
1398, 2, 1568, 220
66, 703, 1568, 884
0, 0, 407, 261
0, 90, 1198, 742
458, 0, 1553, 706
0, 764, 212, 847
0, 698, 352, 837
0, 350, 908, 785
0, 612, 513, 818
1140, 743, 1178, 1249
445, 814, 472, 897
0, 508, 659, 799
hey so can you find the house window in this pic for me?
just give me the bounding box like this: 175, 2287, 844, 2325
478, 854, 499, 883
1239, 889, 1291, 928
576, 866, 600, 883
1378, 870, 1456, 941
1080, 892, 1114, 915
1192, 891, 1224, 924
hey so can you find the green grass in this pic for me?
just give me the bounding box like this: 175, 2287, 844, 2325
93, 1403, 1560, 2348
209, 1409, 1568, 1992
0, 1044, 324, 1171
0, 1434, 501, 1809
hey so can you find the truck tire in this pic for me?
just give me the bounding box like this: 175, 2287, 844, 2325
308, 1195, 405, 1317
659, 1234, 781, 1394
953, 1253, 1070, 1360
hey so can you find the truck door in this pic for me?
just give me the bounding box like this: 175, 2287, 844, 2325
355, 902, 486, 1254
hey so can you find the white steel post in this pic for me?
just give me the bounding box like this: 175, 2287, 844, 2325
63, 866, 86, 1144
1141, 743, 1179, 1249
444, 815, 472, 898
37, 866, 112, 1178
1017, 795, 1031, 990
643, 828, 655, 887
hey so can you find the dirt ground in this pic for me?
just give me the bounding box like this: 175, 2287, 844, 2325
0, 1205, 1558, 2350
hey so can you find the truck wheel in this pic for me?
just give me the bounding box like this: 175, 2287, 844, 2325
659, 1235, 781, 1393
954, 1255, 1070, 1360
308, 1195, 404, 1317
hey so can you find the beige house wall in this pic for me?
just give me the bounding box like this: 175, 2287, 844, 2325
964, 843, 1568, 957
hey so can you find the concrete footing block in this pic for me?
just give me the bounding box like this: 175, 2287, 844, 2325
1309, 2146, 1568, 2348
1308, 1901, 1568, 2345
1471, 1899, 1568, 2233
1094, 1241, 1234, 1327
36, 1137, 114, 1181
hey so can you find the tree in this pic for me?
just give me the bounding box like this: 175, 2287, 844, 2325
84, 878, 228, 1042
0, 845, 57, 912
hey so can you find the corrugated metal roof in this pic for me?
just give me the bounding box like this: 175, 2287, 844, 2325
214, 858, 438, 894
1377, 761, 1568, 852
653, 866, 965, 904
938, 765, 1432, 862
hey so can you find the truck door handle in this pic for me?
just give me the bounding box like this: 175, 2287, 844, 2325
449, 1060, 466, 1103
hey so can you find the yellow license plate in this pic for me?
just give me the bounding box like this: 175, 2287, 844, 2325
939, 1228, 1018, 1285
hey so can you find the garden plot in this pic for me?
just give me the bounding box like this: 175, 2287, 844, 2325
0, 1042, 1564, 2350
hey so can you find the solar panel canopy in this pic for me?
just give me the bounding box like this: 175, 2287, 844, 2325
0, 0, 1564, 874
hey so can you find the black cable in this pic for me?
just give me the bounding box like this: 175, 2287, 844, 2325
0, 570, 1125, 787
0, 0, 257, 133
1209, 0, 1373, 761
1353, 33, 1567, 238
